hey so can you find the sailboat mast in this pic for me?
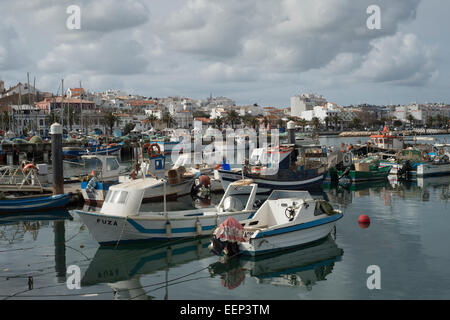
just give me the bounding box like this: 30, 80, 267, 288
61, 79, 64, 131
33, 76, 37, 135
80, 81, 83, 135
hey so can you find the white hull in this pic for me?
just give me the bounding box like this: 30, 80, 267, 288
240, 217, 340, 256
76, 209, 254, 245
417, 163, 450, 177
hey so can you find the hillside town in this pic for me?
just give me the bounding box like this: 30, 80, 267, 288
0, 79, 449, 138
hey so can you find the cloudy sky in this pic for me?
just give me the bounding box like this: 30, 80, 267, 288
0, 0, 448, 107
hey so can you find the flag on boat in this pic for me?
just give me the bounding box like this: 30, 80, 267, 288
214, 217, 246, 243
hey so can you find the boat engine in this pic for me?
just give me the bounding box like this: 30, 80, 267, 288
191, 175, 211, 200
210, 235, 240, 257
398, 160, 412, 179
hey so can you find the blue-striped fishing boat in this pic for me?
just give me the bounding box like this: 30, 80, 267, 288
63, 142, 123, 160
211, 190, 343, 256
0, 193, 72, 214
74, 180, 260, 245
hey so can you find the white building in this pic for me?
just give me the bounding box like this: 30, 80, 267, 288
2, 82, 39, 98
210, 107, 228, 119
290, 93, 327, 118
300, 104, 339, 122
144, 108, 163, 120
168, 99, 194, 128
392, 104, 450, 125
238, 104, 263, 117
11, 105, 48, 136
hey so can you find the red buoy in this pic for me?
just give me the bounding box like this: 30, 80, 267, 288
358, 214, 370, 228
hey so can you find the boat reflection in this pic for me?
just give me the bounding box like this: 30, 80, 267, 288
0, 210, 72, 244
324, 175, 450, 205
81, 237, 212, 300
208, 236, 343, 291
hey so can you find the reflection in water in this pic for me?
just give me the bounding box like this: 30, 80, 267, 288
208, 236, 343, 291
81, 237, 212, 300
54, 221, 67, 283
0, 211, 72, 245
324, 176, 450, 207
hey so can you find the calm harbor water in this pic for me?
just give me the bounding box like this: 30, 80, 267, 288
1, 136, 450, 300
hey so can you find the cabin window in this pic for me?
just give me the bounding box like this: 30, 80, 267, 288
106, 158, 120, 171
116, 191, 129, 204
107, 190, 128, 204
105, 190, 115, 203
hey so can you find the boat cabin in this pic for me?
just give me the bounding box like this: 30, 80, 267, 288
100, 179, 258, 218
81, 155, 122, 180
369, 126, 404, 150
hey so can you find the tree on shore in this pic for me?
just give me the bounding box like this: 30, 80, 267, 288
435, 114, 443, 128
324, 116, 331, 131
299, 118, 308, 132
262, 116, 270, 129
311, 117, 320, 131
162, 112, 177, 128
332, 114, 341, 131
146, 114, 158, 129
213, 116, 223, 129
406, 114, 415, 127
226, 110, 240, 129
250, 117, 259, 130
1, 111, 9, 131
349, 117, 362, 130
123, 123, 136, 135
426, 116, 434, 128
103, 112, 118, 135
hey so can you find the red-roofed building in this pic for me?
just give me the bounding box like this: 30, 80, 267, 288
67, 88, 85, 98
35, 96, 95, 114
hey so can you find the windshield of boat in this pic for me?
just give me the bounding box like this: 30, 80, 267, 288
104, 190, 129, 204
106, 158, 120, 171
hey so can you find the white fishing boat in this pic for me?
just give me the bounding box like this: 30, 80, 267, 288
211, 190, 343, 256
81, 150, 195, 205
416, 161, 450, 177
74, 180, 259, 245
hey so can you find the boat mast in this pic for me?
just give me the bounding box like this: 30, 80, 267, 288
33, 76, 37, 135
80, 81, 83, 135
27, 72, 32, 134
61, 79, 64, 131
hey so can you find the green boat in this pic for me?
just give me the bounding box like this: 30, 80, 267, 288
335, 163, 392, 183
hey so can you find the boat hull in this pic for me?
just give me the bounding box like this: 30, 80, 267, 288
75, 209, 255, 245
0, 193, 71, 214
339, 166, 391, 183
218, 170, 327, 194
417, 163, 450, 177
240, 213, 343, 256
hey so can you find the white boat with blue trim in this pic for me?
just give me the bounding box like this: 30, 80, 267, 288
74, 179, 259, 245
211, 190, 343, 256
